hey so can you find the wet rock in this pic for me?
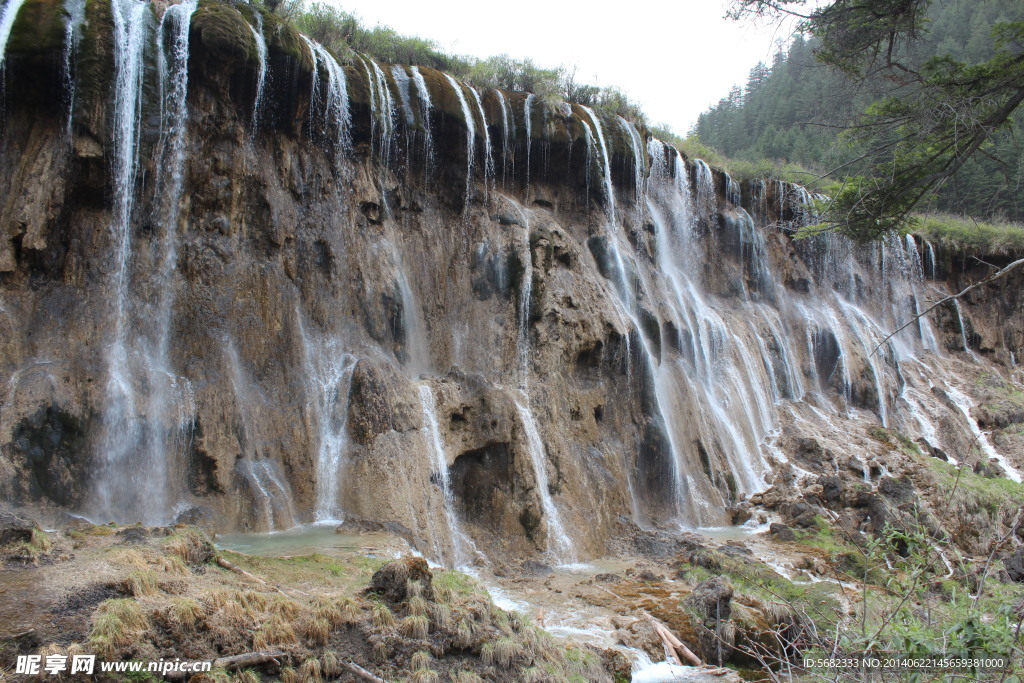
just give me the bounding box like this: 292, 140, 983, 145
879, 476, 915, 504
173, 506, 216, 529
1004, 548, 1024, 583
600, 647, 632, 682
116, 526, 150, 544
818, 476, 843, 503
522, 560, 553, 576
769, 522, 795, 541
727, 505, 752, 525
685, 576, 734, 622
368, 556, 434, 602
0, 511, 36, 545
595, 573, 622, 583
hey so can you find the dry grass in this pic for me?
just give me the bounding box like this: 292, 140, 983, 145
492, 636, 523, 667
169, 598, 203, 631
407, 595, 428, 617
253, 615, 298, 649
407, 579, 425, 598
298, 657, 323, 683
321, 651, 340, 677
480, 641, 495, 666
372, 602, 395, 629
270, 597, 301, 619
409, 670, 440, 683
122, 568, 159, 597
236, 671, 260, 683
428, 602, 452, 630
163, 528, 213, 565
410, 650, 432, 670
280, 666, 298, 683
338, 596, 361, 624
451, 673, 484, 683
302, 616, 330, 645
89, 599, 150, 658
400, 614, 430, 640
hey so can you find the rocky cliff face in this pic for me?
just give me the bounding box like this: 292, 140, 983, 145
1, 0, 1022, 565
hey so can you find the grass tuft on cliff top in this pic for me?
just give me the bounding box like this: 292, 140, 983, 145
914, 213, 1024, 256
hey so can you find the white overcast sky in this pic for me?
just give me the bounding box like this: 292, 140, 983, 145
327, 0, 801, 134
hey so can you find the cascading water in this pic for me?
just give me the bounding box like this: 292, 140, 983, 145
495, 90, 512, 184
524, 93, 534, 188
417, 384, 474, 567
410, 66, 434, 170
468, 86, 494, 188
247, 12, 267, 131
93, 0, 157, 523
303, 36, 351, 157
62, 0, 86, 133
443, 73, 476, 207
514, 400, 576, 563
297, 314, 357, 523
945, 385, 1022, 482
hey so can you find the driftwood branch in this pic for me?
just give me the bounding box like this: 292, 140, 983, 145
216, 557, 300, 598
164, 650, 286, 679
643, 612, 703, 666
214, 650, 286, 670
871, 257, 1024, 356
340, 661, 387, 682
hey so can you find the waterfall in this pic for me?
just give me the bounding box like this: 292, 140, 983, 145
247, 12, 267, 131
303, 36, 351, 156
418, 385, 473, 567
617, 117, 645, 204
410, 66, 434, 170
358, 55, 395, 165
514, 400, 576, 563
524, 93, 534, 188
953, 299, 972, 354
468, 86, 494, 188
239, 460, 296, 531
946, 386, 1022, 482
495, 90, 512, 185
62, 0, 86, 133
442, 73, 476, 207
297, 314, 357, 523
391, 64, 416, 128
93, 0, 154, 523
0, 0, 26, 69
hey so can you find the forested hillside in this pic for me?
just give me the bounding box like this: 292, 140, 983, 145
694, 0, 1024, 221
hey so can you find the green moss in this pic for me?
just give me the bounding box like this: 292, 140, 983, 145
6, 0, 67, 54
869, 426, 923, 456
258, 7, 312, 71
192, 1, 258, 66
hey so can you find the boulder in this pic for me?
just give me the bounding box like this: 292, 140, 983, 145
368, 556, 434, 602
0, 511, 37, 546
769, 522, 795, 541
1004, 548, 1024, 583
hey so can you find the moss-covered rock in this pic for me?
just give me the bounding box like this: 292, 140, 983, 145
258, 6, 311, 71
6, 0, 68, 54
191, 1, 259, 67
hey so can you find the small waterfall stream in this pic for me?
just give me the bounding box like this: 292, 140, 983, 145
62, 0, 86, 132
247, 12, 267, 131
418, 385, 474, 567
443, 73, 476, 206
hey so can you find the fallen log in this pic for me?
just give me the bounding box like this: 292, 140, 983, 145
643, 613, 703, 666
340, 661, 387, 682
164, 650, 286, 679
213, 650, 286, 670
214, 557, 309, 593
